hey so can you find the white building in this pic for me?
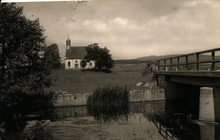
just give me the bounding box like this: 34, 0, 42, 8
65, 36, 95, 70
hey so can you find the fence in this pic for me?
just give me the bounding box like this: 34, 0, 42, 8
156, 48, 220, 71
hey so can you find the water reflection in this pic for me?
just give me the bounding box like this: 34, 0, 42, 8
50, 101, 203, 139
50, 101, 220, 140
1, 101, 220, 140
87, 104, 129, 122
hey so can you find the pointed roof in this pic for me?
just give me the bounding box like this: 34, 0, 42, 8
65, 46, 88, 59
66, 35, 71, 41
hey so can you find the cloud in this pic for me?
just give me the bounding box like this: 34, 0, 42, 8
77, 0, 220, 58
57, 0, 220, 60
184, 0, 219, 8
110, 17, 128, 27
17, 0, 220, 62
82, 19, 108, 32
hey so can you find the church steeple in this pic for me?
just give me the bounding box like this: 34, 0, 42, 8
66, 35, 71, 49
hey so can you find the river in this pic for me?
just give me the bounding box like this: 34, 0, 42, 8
10, 100, 216, 140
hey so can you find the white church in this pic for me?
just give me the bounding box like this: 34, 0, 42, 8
65, 36, 95, 70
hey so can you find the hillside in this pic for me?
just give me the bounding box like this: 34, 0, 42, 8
114, 59, 156, 65
136, 55, 181, 61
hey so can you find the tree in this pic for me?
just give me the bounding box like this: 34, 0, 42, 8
0, 3, 57, 108
84, 43, 114, 70
80, 59, 87, 70
44, 44, 61, 70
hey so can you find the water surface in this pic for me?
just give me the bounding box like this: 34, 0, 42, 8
2, 101, 220, 140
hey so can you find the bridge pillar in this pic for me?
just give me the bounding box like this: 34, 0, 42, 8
199, 87, 220, 122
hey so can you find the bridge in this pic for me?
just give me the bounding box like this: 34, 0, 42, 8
154, 48, 220, 122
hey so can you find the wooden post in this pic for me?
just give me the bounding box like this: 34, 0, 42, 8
157, 60, 160, 71
164, 60, 166, 71
211, 51, 215, 70
170, 58, 172, 71
196, 53, 199, 71
185, 56, 188, 70
165, 130, 168, 138
159, 123, 161, 133
177, 57, 179, 71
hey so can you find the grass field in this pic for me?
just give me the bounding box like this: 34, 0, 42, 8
48, 63, 154, 94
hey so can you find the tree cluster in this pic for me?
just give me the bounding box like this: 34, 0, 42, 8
0, 3, 61, 108
84, 43, 114, 70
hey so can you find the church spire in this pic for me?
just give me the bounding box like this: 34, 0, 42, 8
66, 35, 71, 49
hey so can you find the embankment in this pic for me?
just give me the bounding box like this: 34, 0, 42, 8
54, 87, 165, 107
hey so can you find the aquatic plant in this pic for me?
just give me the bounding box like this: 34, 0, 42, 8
86, 85, 130, 121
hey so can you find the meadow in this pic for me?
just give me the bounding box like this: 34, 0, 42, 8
48, 63, 154, 94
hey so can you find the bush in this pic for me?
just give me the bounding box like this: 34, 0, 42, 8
142, 63, 153, 76
86, 85, 130, 121
0, 120, 55, 140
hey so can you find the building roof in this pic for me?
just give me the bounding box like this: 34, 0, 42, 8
65, 46, 88, 59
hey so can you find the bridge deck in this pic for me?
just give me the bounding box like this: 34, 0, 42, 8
156, 48, 220, 72
154, 71, 220, 77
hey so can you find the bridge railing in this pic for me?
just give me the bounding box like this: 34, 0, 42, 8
156, 48, 220, 72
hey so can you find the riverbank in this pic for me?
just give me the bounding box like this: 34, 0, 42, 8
54, 87, 165, 107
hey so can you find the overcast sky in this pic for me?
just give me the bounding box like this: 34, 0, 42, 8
14, 0, 220, 62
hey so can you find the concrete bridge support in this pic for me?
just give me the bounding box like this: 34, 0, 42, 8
199, 87, 220, 122
157, 75, 200, 110
157, 75, 220, 122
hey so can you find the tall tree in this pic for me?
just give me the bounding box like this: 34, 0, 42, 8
0, 3, 56, 108
44, 44, 61, 70
84, 43, 114, 70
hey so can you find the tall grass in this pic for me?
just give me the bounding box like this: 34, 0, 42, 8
86, 85, 130, 122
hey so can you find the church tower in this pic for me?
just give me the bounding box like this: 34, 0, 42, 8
66, 35, 71, 50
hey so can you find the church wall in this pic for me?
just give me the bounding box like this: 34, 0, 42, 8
65, 59, 72, 70
72, 59, 82, 69
85, 60, 95, 69
65, 59, 95, 70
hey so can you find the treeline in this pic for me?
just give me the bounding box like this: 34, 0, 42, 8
114, 59, 156, 65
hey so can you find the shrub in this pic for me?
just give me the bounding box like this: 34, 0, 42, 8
86, 85, 130, 121
0, 120, 55, 140
142, 63, 153, 76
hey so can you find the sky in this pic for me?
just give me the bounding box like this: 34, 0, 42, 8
10, 0, 220, 62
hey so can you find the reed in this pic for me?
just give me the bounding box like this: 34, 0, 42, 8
86, 85, 130, 121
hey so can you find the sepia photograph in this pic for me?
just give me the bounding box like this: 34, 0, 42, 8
1, 0, 220, 139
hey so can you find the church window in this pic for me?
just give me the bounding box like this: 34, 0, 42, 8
90, 62, 92, 66
68, 61, 71, 67
75, 60, 78, 62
